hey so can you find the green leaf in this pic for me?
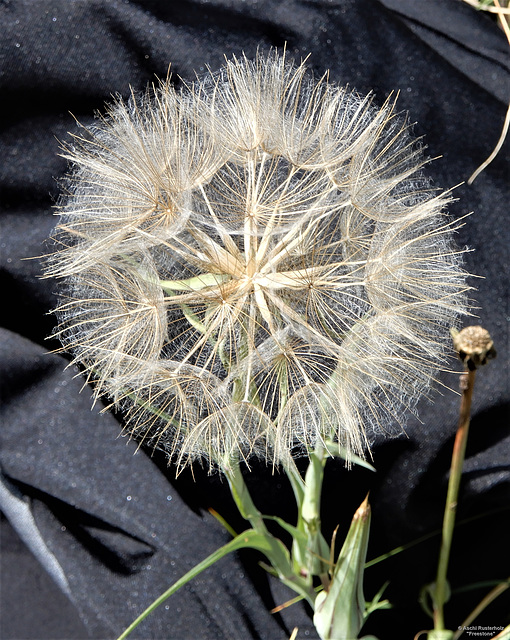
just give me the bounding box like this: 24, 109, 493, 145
420, 581, 451, 619
263, 514, 319, 582
223, 462, 316, 605
208, 508, 238, 538
313, 496, 371, 640
264, 515, 307, 542
365, 581, 391, 616
324, 440, 376, 472
494, 625, 510, 640
116, 528, 286, 640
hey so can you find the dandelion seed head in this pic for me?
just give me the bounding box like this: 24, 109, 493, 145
45, 50, 469, 470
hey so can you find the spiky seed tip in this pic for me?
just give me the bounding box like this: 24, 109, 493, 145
44, 49, 470, 471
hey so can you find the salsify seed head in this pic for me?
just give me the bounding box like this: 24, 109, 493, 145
45, 50, 469, 471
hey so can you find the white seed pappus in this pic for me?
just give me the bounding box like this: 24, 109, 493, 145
45, 51, 469, 471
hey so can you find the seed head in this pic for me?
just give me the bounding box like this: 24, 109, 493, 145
45, 50, 469, 470
451, 325, 496, 371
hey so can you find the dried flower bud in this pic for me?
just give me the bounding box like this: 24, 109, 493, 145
451, 325, 496, 371
44, 50, 469, 470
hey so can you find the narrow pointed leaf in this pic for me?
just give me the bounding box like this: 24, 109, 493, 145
117, 528, 276, 640
313, 496, 371, 640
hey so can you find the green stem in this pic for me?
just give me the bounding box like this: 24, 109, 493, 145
452, 578, 510, 640
223, 457, 269, 535
433, 369, 476, 631
223, 456, 316, 605
282, 456, 305, 508
300, 439, 330, 581
303, 439, 327, 516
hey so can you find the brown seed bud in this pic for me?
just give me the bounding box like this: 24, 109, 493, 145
451, 325, 496, 371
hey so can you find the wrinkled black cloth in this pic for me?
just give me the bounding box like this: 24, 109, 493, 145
1, 1, 509, 639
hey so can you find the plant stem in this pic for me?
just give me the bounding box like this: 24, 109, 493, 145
433, 368, 477, 631
224, 457, 269, 535
223, 456, 317, 604
452, 577, 510, 640
300, 439, 331, 582
282, 456, 306, 506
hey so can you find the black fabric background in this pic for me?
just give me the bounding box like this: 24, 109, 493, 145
1, 1, 509, 639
